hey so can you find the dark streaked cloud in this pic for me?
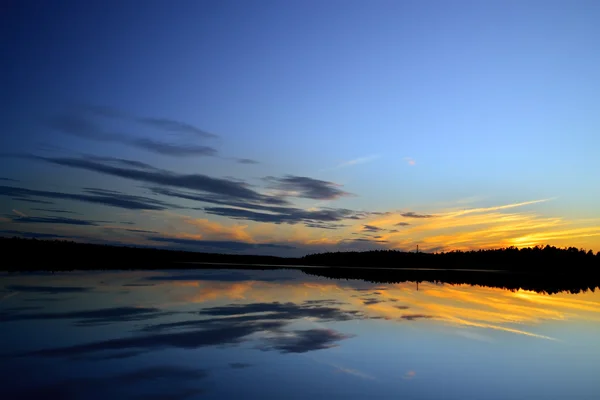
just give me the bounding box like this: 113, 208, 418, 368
142, 301, 364, 333
123, 283, 156, 287
400, 212, 435, 218
129, 138, 217, 156
203, 206, 370, 228
348, 238, 388, 243
264, 175, 350, 200
0, 177, 18, 182
147, 236, 295, 252
33, 156, 288, 205
11, 198, 54, 204
30, 208, 78, 214
47, 114, 218, 157
144, 271, 291, 282
395, 222, 411, 226
0, 230, 72, 239
362, 224, 384, 232
196, 302, 363, 322
258, 329, 353, 353
0, 306, 172, 325
1, 185, 175, 211
7, 365, 207, 400
236, 158, 259, 165
153, 187, 368, 229
81, 104, 218, 138
5, 284, 91, 294
8, 216, 98, 226
24, 320, 287, 358
229, 362, 252, 369
125, 228, 160, 234
116, 366, 208, 383
361, 298, 382, 305
136, 117, 218, 138
305, 222, 347, 230
400, 314, 434, 321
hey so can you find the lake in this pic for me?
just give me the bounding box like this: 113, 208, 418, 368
2, 268, 600, 399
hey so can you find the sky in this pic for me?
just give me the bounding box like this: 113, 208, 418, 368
1, 0, 600, 256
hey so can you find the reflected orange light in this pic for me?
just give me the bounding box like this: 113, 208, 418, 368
162, 277, 600, 341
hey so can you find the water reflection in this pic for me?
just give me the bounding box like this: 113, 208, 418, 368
2, 269, 600, 399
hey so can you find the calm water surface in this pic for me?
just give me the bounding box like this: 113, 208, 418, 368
1, 268, 600, 399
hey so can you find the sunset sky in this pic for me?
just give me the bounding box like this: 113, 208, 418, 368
2, 0, 600, 256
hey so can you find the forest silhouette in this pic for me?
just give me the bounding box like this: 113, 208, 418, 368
2, 237, 599, 294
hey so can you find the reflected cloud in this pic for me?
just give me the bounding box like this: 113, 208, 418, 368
0, 306, 174, 325
5, 284, 91, 294
7, 364, 208, 400
258, 328, 353, 353
229, 362, 253, 369
168, 276, 600, 341
403, 370, 416, 380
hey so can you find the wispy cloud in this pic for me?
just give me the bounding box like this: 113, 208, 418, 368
334, 155, 380, 169
404, 157, 416, 166
47, 114, 218, 157
264, 175, 351, 200
11, 209, 27, 218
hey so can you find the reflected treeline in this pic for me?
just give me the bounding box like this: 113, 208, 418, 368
299, 268, 600, 295
0, 237, 290, 271
301, 247, 600, 272
2, 237, 599, 281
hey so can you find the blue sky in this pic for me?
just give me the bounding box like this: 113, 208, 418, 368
2, 0, 600, 255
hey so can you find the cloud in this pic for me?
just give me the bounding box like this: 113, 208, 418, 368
80, 104, 218, 139
0, 306, 173, 325
47, 114, 218, 157
400, 212, 435, 218
30, 208, 78, 214
404, 157, 416, 166
202, 206, 370, 228
0, 230, 73, 239
31, 156, 288, 205
305, 222, 347, 230
395, 222, 411, 226
0, 177, 18, 182
144, 271, 291, 283
23, 320, 288, 358
5, 284, 91, 294
361, 298, 382, 305
130, 138, 217, 156
403, 370, 416, 380
10, 198, 54, 205
237, 158, 259, 165
258, 328, 353, 353
400, 314, 434, 321
8, 216, 99, 226
264, 175, 351, 200
7, 364, 208, 400
135, 117, 217, 138
229, 362, 252, 369
11, 209, 27, 218
1, 185, 175, 211
362, 224, 384, 233
124, 228, 160, 234
334, 155, 380, 169
147, 236, 295, 252
141, 301, 365, 333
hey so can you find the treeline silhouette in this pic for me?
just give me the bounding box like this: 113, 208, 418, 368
2, 237, 599, 273
301, 246, 600, 273
0, 237, 292, 271
2, 237, 600, 294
